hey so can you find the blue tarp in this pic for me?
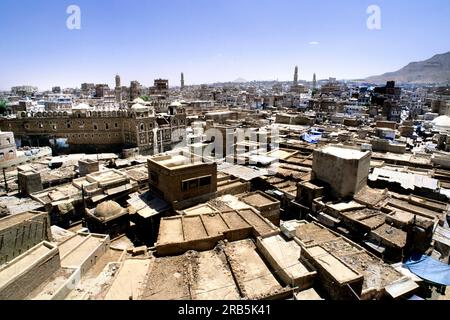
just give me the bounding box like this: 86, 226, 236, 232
403, 254, 450, 286
301, 133, 321, 144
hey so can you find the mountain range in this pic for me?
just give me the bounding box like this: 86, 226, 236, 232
365, 51, 450, 85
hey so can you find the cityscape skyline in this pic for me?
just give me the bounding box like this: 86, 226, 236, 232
1, 1, 450, 304
1, 0, 450, 90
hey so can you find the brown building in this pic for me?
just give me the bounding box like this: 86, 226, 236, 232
311, 146, 371, 199
149, 79, 169, 96
147, 151, 217, 209
0, 103, 187, 155
95, 84, 109, 98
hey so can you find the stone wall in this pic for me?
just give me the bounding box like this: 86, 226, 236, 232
0, 242, 60, 300
0, 211, 51, 265
312, 147, 371, 199
18, 170, 43, 195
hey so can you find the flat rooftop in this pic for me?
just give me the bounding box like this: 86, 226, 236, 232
142, 249, 240, 300
306, 246, 361, 284
258, 234, 313, 283
86, 169, 128, 185
224, 239, 286, 299
0, 242, 57, 289
320, 146, 370, 160
240, 191, 279, 208
149, 153, 205, 169
295, 221, 406, 296
104, 258, 151, 300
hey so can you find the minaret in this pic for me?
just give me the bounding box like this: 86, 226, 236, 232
312, 73, 317, 90
293, 66, 298, 86
115, 74, 122, 103
180, 72, 185, 90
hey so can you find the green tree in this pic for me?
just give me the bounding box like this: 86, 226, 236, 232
140, 95, 150, 102
0, 100, 7, 115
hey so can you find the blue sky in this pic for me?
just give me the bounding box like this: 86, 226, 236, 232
0, 0, 449, 90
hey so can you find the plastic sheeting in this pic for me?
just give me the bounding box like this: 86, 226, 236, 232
301, 133, 321, 144
403, 254, 450, 286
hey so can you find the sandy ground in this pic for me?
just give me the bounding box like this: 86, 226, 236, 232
191, 249, 240, 300
142, 254, 191, 300
29, 268, 75, 300
320, 239, 362, 257
224, 239, 283, 299
221, 211, 250, 229
104, 258, 151, 300
296, 223, 339, 246
183, 216, 208, 241
372, 224, 407, 247
295, 288, 323, 300
201, 214, 229, 236
62, 247, 123, 300
339, 251, 402, 291
260, 235, 310, 280
307, 246, 360, 284
239, 209, 274, 235
241, 193, 273, 207
158, 218, 184, 244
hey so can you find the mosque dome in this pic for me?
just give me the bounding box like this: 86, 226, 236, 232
94, 201, 124, 218
132, 97, 146, 104
432, 115, 450, 132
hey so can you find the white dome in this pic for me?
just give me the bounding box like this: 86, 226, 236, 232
169, 101, 182, 107
432, 115, 450, 132
132, 97, 146, 104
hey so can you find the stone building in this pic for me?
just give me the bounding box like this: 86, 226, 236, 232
149, 79, 169, 96
311, 146, 371, 199
84, 200, 129, 239
0, 102, 187, 155
18, 170, 43, 195
95, 84, 109, 98
130, 81, 141, 101
0, 131, 17, 163
0, 210, 51, 265
147, 151, 217, 209
115, 74, 122, 103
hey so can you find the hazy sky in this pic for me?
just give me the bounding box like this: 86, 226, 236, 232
0, 0, 449, 90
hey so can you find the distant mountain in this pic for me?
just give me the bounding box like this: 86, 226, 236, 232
365, 51, 450, 85
233, 77, 247, 83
